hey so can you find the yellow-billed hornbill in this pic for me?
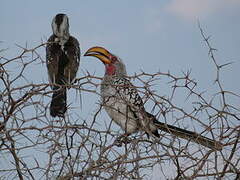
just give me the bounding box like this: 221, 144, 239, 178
46, 14, 80, 117
84, 46, 222, 150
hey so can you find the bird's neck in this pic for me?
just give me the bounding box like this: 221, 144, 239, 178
54, 35, 70, 51
105, 64, 116, 76
54, 35, 69, 46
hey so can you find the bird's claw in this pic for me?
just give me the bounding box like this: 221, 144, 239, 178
114, 135, 131, 147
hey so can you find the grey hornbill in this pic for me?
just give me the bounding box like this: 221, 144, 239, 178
84, 46, 222, 150
46, 14, 80, 117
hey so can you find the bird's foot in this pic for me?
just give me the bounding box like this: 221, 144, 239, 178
114, 135, 131, 147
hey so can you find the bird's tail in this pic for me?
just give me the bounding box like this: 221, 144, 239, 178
147, 113, 222, 150
50, 85, 67, 118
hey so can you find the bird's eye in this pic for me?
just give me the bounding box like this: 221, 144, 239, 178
111, 56, 117, 62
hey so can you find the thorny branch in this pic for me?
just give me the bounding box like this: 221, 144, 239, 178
0, 27, 239, 179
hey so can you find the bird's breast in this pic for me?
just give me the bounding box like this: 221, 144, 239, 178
103, 96, 139, 134
101, 82, 139, 133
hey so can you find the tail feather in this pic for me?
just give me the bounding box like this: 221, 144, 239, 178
50, 87, 67, 117
147, 112, 222, 150
49, 51, 69, 118
155, 121, 222, 150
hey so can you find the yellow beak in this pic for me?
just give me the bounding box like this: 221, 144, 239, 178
84, 46, 112, 64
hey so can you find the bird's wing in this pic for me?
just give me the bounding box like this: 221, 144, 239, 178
112, 77, 144, 109
101, 77, 145, 133
108, 77, 145, 118
46, 35, 59, 85
63, 36, 80, 83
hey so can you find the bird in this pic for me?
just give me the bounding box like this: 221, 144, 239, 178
84, 46, 222, 150
46, 14, 80, 117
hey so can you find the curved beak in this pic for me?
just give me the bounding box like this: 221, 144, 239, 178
84, 46, 112, 64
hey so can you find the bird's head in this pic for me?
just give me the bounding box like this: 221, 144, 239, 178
84, 47, 127, 77
51, 13, 70, 42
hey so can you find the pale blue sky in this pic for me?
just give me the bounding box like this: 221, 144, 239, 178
1, 0, 239, 90
1, 0, 240, 179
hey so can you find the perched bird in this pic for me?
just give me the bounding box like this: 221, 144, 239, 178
46, 14, 80, 117
84, 46, 222, 150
